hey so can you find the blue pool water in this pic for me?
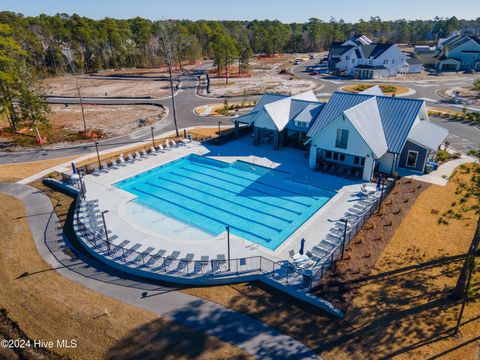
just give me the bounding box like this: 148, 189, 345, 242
115, 155, 335, 250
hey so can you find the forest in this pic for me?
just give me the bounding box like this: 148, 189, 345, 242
1, 11, 480, 75
1, 11, 479, 132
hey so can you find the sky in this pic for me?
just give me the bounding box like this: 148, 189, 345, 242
0, 0, 478, 22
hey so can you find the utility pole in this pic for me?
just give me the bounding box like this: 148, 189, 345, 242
159, 22, 179, 137
63, 48, 87, 135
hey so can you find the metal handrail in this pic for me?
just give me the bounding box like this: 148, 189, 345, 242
73, 180, 394, 291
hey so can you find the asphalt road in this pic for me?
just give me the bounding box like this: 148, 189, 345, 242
1, 61, 478, 164
0, 75, 228, 164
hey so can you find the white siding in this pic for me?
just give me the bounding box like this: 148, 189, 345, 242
309, 114, 376, 180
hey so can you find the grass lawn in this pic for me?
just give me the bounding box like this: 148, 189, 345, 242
184, 164, 479, 359
0, 189, 250, 360
0, 156, 79, 183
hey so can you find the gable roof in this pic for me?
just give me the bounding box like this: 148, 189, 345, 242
249, 91, 320, 131
234, 93, 288, 125
308, 92, 425, 154
407, 121, 449, 150
359, 85, 384, 96
343, 97, 388, 157
375, 96, 425, 153
361, 43, 394, 59
307, 92, 373, 138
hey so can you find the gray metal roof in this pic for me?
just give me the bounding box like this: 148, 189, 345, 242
307, 92, 426, 154
251, 93, 288, 113
307, 92, 373, 138
376, 96, 425, 153
408, 121, 449, 150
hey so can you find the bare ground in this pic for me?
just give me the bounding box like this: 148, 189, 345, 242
42, 75, 171, 98
47, 104, 165, 137
207, 55, 318, 97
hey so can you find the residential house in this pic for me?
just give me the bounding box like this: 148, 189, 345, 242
435, 34, 480, 71
327, 35, 407, 79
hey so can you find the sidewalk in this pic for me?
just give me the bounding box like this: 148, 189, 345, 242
0, 182, 320, 360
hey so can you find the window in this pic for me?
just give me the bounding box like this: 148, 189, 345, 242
354, 156, 360, 165
352, 58, 356, 63
295, 120, 308, 128
369, 60, 373, 65
361, 158, 365, 166
392, 59, 395, 64
406, 150, 418, 168
333, 152, 339, 160
346, 56, 350, 60
325, 151, 332, 159
340, 153, 345, 162
383, 59, 388, 64
335, 129, 349, 149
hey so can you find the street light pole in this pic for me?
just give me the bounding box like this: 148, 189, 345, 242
226, 226, 231, 271
218, 121, 222, 133
94, 141, 101, 168
101, 210, 110, 253
150, 126, 155, 147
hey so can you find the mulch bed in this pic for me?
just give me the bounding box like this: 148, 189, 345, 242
311, 178, 430, 310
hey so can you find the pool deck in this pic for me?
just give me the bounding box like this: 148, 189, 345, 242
80, 138, 367, 263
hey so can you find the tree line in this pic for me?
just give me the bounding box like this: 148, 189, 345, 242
1, 11, 480, 76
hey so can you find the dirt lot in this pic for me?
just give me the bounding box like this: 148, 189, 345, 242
0, 104, 165, 149
42, 75, 171, 98
0, 186, 249, 360
184, 164, 479, 359
206, 55, 318, 97
48, 104, 165, 137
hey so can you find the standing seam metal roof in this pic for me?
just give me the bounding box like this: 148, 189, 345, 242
307, 92, 425, 154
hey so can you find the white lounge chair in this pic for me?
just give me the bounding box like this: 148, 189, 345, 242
92, 165, 100, 174
171, 140, 177, 147
141, 149, 148, 157
134, 151, 142, 159
119, 154, 126, 163
164, 141, 171, 150
150, 146, 156, 154
111, 159, 118, 167
101, 161, 109, 170
127, 154, 135, 162
157, 144, 164, 152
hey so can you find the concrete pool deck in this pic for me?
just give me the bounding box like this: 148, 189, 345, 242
79, 138, 367, 263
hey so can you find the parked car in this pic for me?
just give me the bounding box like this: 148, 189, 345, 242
293, 59, 302, 65
310, 71, 319, 75
309, 54, 315, 59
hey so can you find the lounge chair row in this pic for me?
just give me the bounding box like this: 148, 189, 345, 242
296, 191, 382, 269
90, 139, 185, 175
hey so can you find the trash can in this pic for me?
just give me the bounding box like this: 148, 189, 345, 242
302, 269, 313, 289
425, 164, 433, 174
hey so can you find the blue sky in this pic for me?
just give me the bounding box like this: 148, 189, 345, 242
0, 0, 478, 22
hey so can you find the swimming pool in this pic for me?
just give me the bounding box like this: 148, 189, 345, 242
115, 155, 335, 250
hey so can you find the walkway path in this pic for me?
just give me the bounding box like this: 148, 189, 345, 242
0, 182, 320, 360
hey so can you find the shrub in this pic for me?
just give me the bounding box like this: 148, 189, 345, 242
436, 150, 450, 161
